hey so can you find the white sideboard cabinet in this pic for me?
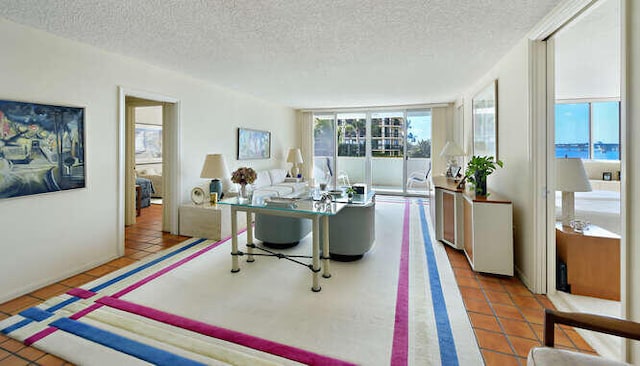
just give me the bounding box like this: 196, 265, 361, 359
462, 193, 513, 276
179, 203, 247, 240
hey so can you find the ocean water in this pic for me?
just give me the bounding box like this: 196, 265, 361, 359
555, 145, 619, 160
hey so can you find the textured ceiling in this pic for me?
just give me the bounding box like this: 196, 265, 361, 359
0, 0, 561, 108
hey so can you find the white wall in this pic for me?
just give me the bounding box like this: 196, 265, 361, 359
461, 39, 536, 289
555, 0, 621, 100
0, 18, 296, 302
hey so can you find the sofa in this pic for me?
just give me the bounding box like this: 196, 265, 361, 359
251, 168, 307, 203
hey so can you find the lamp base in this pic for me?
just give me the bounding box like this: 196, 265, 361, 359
561, 191, 575, 226
210, 179, 224, 201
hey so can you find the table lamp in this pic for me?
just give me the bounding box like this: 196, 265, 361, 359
556, 157, 592, 226
286, 148, 304, 178
200, 154, 229, 201
440, 141, 465, 179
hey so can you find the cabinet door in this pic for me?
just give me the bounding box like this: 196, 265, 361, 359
443, 192, 455, 244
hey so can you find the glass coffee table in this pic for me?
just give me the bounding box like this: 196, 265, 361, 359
219, 195, 346, 292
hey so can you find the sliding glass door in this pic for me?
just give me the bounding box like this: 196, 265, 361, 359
313, 114, 335, 189
312, 108, 431, 195
336, 113, 366, 188
405, 110, 432, 195
370, 111, 405, 192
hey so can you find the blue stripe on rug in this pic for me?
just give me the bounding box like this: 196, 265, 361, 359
418, 199, 459, 366
50, 318, 205, 366
20, 307, 54, 321
2, 238, 208, 334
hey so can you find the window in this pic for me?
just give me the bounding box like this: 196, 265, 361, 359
555, 101, 620, 160
337, 113, 366, 157
371, 112, 405, 157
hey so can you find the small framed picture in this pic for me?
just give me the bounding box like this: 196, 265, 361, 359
603, 172, 612, 181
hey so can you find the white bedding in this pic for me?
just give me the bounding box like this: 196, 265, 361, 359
555, 190, 621, 235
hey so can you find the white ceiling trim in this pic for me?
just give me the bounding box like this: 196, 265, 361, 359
528, 0, 599, 40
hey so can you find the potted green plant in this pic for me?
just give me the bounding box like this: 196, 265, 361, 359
345, 186, 356, 202
464, 155, 504, 197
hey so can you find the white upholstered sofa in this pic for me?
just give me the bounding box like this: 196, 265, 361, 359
251, 168, 307, 202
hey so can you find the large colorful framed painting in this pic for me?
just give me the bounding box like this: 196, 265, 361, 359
237, 128, 270, 160
0, 100, 86, 199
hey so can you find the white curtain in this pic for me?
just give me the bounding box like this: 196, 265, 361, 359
298, 111, 314, 183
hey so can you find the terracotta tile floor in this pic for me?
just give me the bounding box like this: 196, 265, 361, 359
444, 245, 598, 365
0, 202, 598, 365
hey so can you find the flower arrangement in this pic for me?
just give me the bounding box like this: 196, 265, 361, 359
231, 167, 257, 185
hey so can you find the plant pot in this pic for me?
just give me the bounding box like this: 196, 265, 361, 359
474, 172, 487, 197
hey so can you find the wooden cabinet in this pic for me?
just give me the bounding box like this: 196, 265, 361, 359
462, 194, 513, 276
434, 177, 464, 250
555, 223, 620, 301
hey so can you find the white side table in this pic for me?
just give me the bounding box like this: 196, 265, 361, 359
179, 203, 247, 240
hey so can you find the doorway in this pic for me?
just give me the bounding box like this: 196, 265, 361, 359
117, 87, 180, 257
545, 0, 623, 359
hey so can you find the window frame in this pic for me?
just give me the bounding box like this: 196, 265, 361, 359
555, 98, 621, 161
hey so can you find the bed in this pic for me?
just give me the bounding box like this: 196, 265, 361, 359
555, 190, 621, 235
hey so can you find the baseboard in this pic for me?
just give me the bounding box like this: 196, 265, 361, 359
515, 265, 534, 293
0, 254, 120, 304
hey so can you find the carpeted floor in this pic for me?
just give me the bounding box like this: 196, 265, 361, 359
0, 198, 482, 365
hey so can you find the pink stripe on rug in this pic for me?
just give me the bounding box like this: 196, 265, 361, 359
24, 326, 56, 346
109, 230, 243, 299
66, 288, 97, 299
390, 200, 410, 365
25, 233, 242, 345
97, 296, 355, 366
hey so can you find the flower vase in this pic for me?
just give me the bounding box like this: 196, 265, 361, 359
474, 172, 488, 197
238, 183, 252, 202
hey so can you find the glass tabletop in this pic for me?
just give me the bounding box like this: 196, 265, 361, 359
219, 196, 346, 216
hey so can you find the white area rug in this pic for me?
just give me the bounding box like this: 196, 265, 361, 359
0, 198, 482, 365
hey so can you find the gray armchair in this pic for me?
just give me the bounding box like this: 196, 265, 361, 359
321, 201, 376, 261
255, 214, 311, 248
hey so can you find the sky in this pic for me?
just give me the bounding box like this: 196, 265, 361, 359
555, 102, 619, 144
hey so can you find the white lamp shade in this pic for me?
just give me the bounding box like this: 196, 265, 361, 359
439, 141, 465, 157
286, 148, 304, 164
556, 158, 592, 192
200, 154, 229, 179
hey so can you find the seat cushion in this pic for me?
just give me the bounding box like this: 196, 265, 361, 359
527, 347, 629, 366
268, 168, 287, 185
253, 171, 272, 189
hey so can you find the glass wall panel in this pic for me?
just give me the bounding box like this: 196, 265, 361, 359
371, 112, 405, 191
406, 110, 432, 194
313, 114, 335, 189
336, 113, 366, 187
555, 103, 590, 158
592, 102, 620, 160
